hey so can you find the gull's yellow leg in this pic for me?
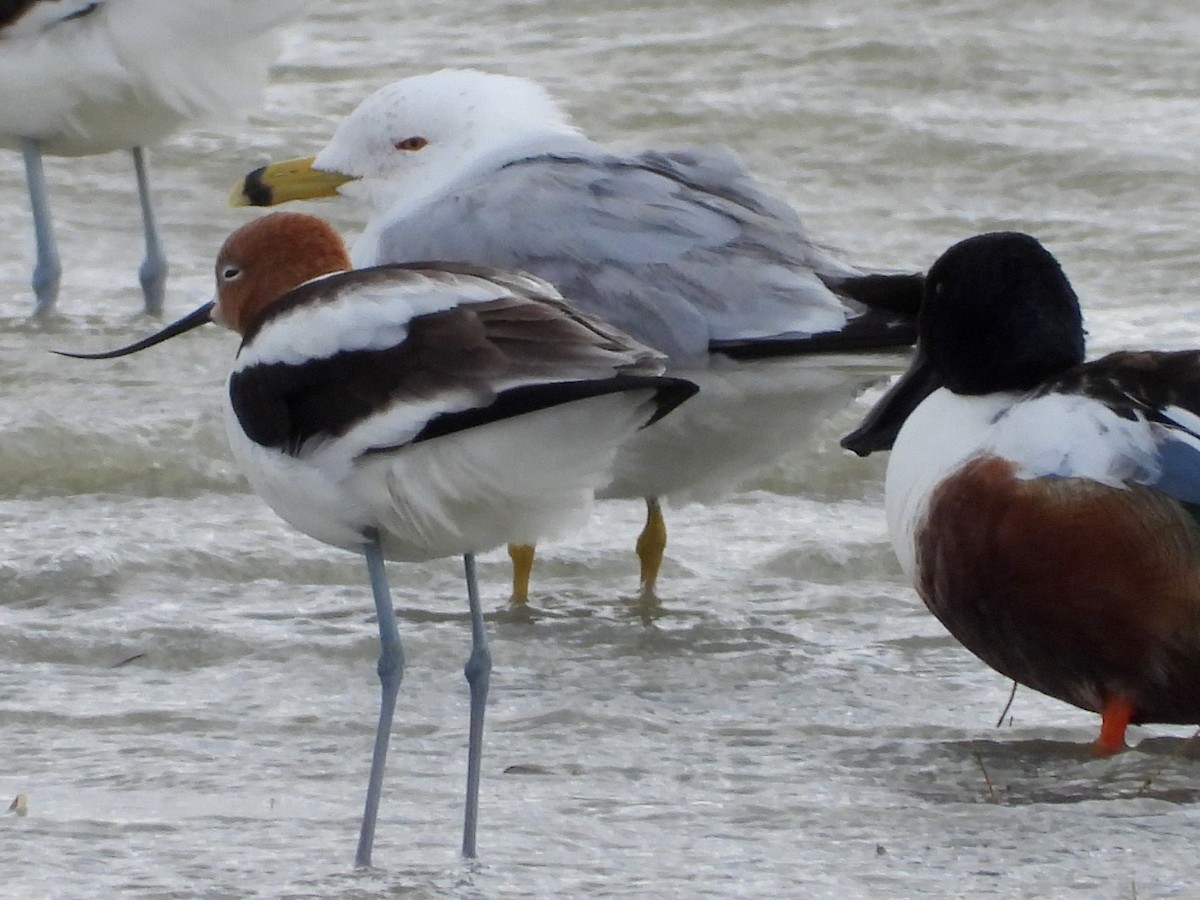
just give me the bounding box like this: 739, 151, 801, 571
635, 497, 667, 599
508, 543, 536, 605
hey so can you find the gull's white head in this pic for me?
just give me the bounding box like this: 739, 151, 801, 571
313, 69, 582, 212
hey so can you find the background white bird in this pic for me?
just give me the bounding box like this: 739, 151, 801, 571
0, 0, 312, 314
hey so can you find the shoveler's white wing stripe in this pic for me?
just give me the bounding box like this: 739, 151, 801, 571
989, 392, 1159, 487
235, 272, 512, 369
1159, 404, 1200, 438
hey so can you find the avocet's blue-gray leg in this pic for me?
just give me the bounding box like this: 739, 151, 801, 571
21, 138, 61, 316
461, 552, 491, 859
355, 530, 404, 869
131, 147, 166, 315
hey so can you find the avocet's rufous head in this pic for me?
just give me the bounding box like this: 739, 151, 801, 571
56, 212, 353, 359
212, 211, 352, 334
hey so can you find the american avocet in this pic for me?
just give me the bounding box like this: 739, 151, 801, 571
60, 211, 697, 864
0, 0, 311, 315
843, 231, 1200, 755
230, 68, 923, 604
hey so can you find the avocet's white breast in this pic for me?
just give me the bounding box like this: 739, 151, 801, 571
225, 404, 372, 551
223, 375, 670, 561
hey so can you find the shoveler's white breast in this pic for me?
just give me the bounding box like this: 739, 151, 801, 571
888, 386, 1166, 578
885, 387, 1164, 579
885, 390, 1014, 579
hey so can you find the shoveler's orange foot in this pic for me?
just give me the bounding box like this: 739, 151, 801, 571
1094, 695, 1136, 756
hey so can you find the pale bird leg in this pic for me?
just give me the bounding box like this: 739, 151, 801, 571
354, 531, 405, 869
461, 552, 492, 858
507, 543, 536, 605
131, 147, 167, 315
21, 138, 61, 316
635, 496, 667, 600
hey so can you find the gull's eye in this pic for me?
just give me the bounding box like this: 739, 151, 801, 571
393, 136, 428, 152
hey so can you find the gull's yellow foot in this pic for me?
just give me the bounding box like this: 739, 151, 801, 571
635, 497, 667, 601
508, 543, 536, 606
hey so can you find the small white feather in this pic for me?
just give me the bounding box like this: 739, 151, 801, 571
233, 271, 516, 370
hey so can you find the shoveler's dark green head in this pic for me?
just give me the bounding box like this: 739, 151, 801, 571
922, 231, 1085, 396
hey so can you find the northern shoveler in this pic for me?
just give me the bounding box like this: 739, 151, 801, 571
843, 230, 1200, 755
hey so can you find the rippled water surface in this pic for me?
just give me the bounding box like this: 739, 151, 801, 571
3, 1, 1200, 896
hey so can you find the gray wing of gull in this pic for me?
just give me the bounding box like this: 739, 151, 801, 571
368, 142, 865, 362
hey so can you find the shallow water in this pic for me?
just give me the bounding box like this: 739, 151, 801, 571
3, 1, 1200, 896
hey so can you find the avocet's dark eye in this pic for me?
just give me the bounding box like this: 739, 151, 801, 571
393, 136, 428, 152
221, 265, 242, 282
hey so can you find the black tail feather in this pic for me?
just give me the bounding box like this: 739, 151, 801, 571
711, 271, 924, 361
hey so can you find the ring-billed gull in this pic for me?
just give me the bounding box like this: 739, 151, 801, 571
232, 68, 923, 603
